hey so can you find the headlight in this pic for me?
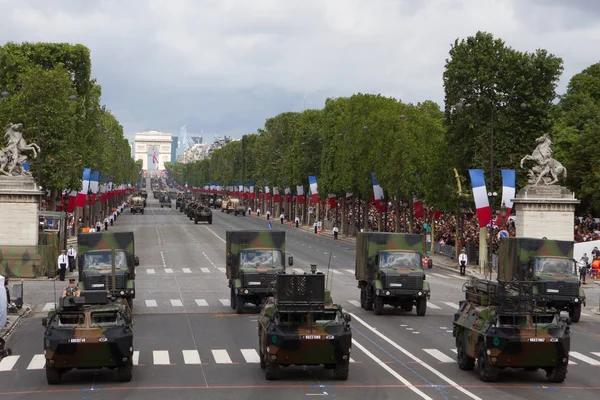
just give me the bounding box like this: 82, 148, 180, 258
385, 291, 390, 296
120, 291, 125, 296
574, 298, 579, 303
244, 289, 249, 294
418, 291, 423, 296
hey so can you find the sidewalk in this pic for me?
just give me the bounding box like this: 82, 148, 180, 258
1, 304, 32, 339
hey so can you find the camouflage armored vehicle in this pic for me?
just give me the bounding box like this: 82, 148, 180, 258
77, 233, 139, 310
138, 189, 147, 207
213, 195, 223, 209
498, 237, 585, 322
226, 230, 293, 313
355, 232, 430, 315
160, 193, 172, 208
258, 270, 352, 380
42, 291, 134, 384
194, 205, 212, 224
453, 277, 571, 383
130, 196, 144, 214
175, 195, 183, 210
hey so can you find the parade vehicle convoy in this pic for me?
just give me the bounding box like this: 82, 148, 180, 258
226, 230, 293, 313
77, 232, 139, 310
258, 269, 352, 380
42, 291, 134, 384
194, 205, 213, 224
130, 196, 144, 214
498, 237, 585, 322
355, 232, 430, 315
160, 193, 172, 208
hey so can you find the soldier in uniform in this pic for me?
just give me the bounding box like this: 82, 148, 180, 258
67, 245, 77, 272
61, 278, 81, 298
57, 250, 69, 281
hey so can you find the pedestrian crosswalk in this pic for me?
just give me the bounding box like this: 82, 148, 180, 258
2, 347, 600, 372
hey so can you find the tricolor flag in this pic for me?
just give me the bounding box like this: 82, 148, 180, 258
75, 168, 91, 208
371, 172, 384, 211
499, 169, 516, 226
296, 186, 304, 204
152, 150, 159, 165
89, 171, 99, 205
273, 187, 280, 203
327, 194, 337, 209
468, 169, 492, 228
308, 176, 318, 203
249, 180, 255, 200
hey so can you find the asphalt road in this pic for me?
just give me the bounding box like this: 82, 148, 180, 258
1, 184, 599, 399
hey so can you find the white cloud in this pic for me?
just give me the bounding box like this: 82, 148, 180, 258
1, 0, 599, 138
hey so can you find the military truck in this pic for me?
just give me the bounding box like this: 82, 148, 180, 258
130, 196, 144, 214
221, 197, 236, 213
42, 291, 134, 384
213, 195, 223, 209
453, 277, 571, 383
194, 205, 212, 224
138, 189, 147, 207
498, 237, 585, 322
77, 233, 139, 310
355, 232, 430, 316
258, 270, 351, 380
226, 230, 293, 313
160, 193, 172, 208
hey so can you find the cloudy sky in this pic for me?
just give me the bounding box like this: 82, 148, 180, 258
1, 0, 599, 149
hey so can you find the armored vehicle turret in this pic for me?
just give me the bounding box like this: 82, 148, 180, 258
258, 268, 352, 380
42, 291, 134, 384
453, 277, 571, 383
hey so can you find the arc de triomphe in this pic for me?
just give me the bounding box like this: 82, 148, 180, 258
134, 131, 173, 170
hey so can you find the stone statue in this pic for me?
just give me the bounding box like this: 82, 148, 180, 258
520, 133, 567, 186
0, 123, 40, 176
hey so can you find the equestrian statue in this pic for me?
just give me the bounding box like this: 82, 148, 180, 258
0, 123, 40, 176
520, 133, 567, 186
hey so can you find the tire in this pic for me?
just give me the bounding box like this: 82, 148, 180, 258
416, 297, 427, 316
457, 333, 475, 370
235, 294, 244, 314
208, 219, 212, 224
477, 343, 499, 382
46, 366, 62, 385
570, 304, 581, 323
360, 288, 366, 309
230, 287, 236, 310
333, 362, 349, 380
364, 288, 373, 311
546, 363, 568, 383
141, 210, 144, 214
373, 296, 384, 315
194, 219, 198, 224
117, 361, 133, 382
265, 357, 280, 380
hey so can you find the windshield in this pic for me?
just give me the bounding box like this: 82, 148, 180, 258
240, 249, 283, 267
56, 313, 85, 327
378, 251, 421, 269
532, 257, 575, 275
83, 251, 128, 271
91, 311, 121, 327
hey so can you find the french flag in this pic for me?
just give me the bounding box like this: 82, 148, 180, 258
89, 170, 99, 205
371, 172, 384, 211
67, 190, 78, 212
273, 187, 280, 203
249, 180, 255, 200
75, 168, 91, 208
468, 169, 492, 228
308, 176, 318, 202
296, 186, 304, 204
499, 170, 516, 226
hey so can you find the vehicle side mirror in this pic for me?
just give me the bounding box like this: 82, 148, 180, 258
288, 256, 293, 266
134, 256, 139, 266
343, 313, 351, 323
42, 317, 47, 327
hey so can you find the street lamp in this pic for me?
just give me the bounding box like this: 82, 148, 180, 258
487, 191, 498, 276
63, 195, 70, 251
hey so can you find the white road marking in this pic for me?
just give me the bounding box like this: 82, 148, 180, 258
570, 351, 600, 365
442, 302, 459, 309
219, 299, 231, 307
0, 355, 19, 371
42, 302, 55, 311
347, 300, 361, 308
430, 273, 446, 278
345, 269, 355, 274
195, 299, 208, 307
201, 268, 210, 273
351, 339, 432, 400
170, 299, 183, 307
182, 268, 192, 273
26, 354, 46, 370
182, 350, 202, 364
241, 349, 260, 363
427, 303, 442, 309
350, 357, 356, 363
569, 360, 577, 365
413, 332, 420, 334
218, 267, 226, 273
205, 227, 226, 243
350, 313, 483, 400
439, 327, 447, 329
331, 270, 342, 275
164, 268, 174, 274
212, 349, 233, 364
293, 268, 304, 274
153, 350, 170, 365
423, 349, 455, 363
145, 300, 158, 308
146, 269, 155, 274
450, 274, 465, 279
406, 328, 413, 330
581, 312, 591, 317
133, 351, 139, 365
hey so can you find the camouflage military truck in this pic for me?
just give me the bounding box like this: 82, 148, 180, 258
42, 291, 134, 384
139, 189, 147, 207
226, 230, 293, 313
77, 233, 139, 310
498, 237, 585, 322
234, 199, 246, 216
355, 232, 430, 316
130, 196, 144, 214
221, 197, 237, 213
194, 205, 212, 224
258, 270, 352, 380
160, 193, 172, 208
453, 277, 571, 383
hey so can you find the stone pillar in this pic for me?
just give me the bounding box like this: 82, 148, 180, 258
0, 176, 42, 245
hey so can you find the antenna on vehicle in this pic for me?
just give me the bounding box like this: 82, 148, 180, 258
326, 252, 333, 292
53, 275, 57, 311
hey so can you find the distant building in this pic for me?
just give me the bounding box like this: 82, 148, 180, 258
134, 131, 172, 170
171, 136, 178, 163
181, 136, 237, 163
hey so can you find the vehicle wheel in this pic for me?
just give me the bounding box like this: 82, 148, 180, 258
401, 304, 413, 312
373, 296, 384, 315
194, 219, 198, 224
235, 294, 244, 314
457, 333, 475, 370
265, 357, 280, 380
243, 212, 246, 216
360, 288, 366, 309
117, 361, 133, 382
546, 363, 567, 383
416, 297, 427, 316
230, 287, 236, 310
46, 366, 62, 385
570, 304, 581, 323
209, 218, 212, 224
333, 362, 349, 380
5, 348, 11, 356
127, 298, 134, 312
364, 288, 373, 311
161, 205, 163, 208
477, 343, 499, 382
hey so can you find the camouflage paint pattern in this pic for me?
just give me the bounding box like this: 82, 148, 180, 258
0, 232, 60, 278
43, 292, 134, 371
194, 206, 212, 224
355, 232, 423, 280
226, 231, 286, 280
452, 277, 570, 382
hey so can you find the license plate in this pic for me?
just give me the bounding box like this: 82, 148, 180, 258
302, 335, 322, 340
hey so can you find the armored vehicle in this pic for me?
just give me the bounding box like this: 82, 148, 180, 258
42, 291, 134, 384
160, 194, 172, 208
138, 189, 147, 207
226, 230, 293, 313
355, 232, 430, 315
258, 270, 351, 380
453, 277, 571, 383
130, 196, 144, 214
194, 205, 212, 224
77, 233, 139, 310
498, 237, 585, 322
213, 195, 223, 209
175, 196, 183, 210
